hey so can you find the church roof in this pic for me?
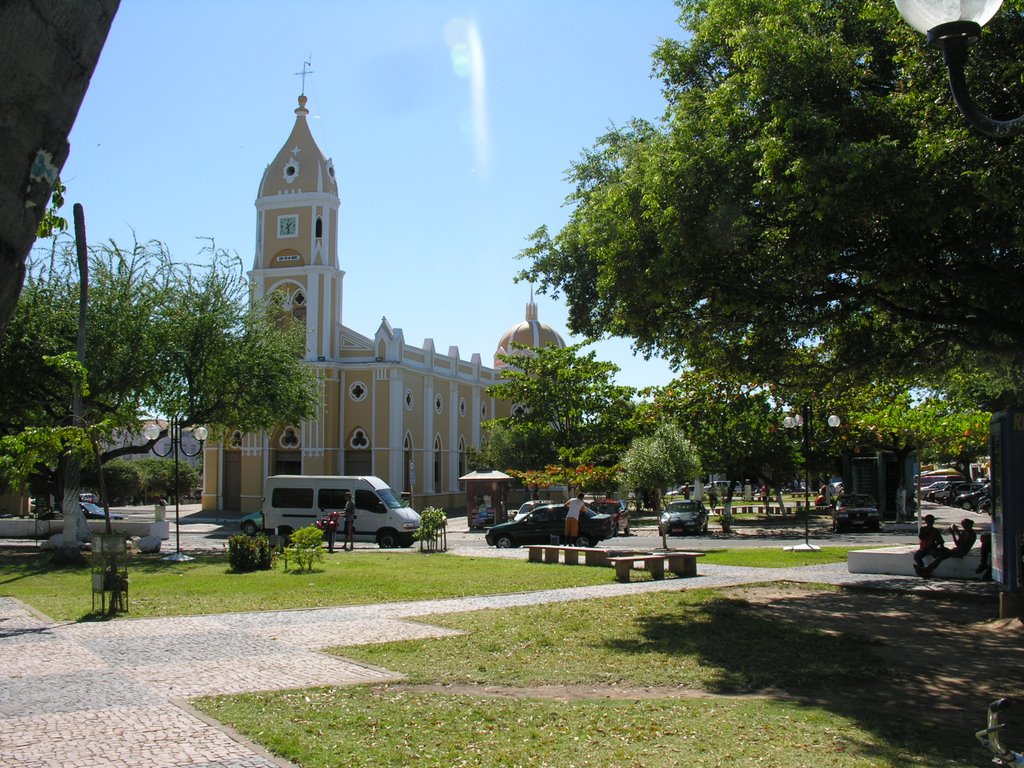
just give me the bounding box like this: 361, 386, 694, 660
494, 295, 566, 368
257, 95, 338, 199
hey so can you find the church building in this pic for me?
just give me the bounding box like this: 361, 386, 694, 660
200, 95, 564, 514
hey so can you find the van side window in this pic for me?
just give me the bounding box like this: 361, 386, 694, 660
318, 488, 348, 510
272, 487, 314, 509
355, 489, 384, 513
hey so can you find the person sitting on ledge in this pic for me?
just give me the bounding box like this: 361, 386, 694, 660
912, 514, 944, 574
915, 518, 976, 578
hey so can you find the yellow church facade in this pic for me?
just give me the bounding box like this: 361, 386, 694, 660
200, 95, 525, 515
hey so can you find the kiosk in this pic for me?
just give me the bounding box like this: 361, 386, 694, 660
460, 469, 511, 530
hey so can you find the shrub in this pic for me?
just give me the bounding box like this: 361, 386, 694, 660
227, 534, 274, 572
413, 506, 447, 541
287, 525, 325, 571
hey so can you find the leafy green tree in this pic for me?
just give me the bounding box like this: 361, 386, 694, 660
518, 0, 1024, 388
620, 423, 700, 512
648, 371, 797, 528
0, 238, 320, 497
474, 421, 558, 474
486, 343, 637, 469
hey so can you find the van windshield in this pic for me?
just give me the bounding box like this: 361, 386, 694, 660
376, 488, 406, 509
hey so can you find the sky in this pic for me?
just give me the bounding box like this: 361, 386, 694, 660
53, 0, 687, 390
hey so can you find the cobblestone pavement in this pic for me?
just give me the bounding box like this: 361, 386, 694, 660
0, 551, 997, 767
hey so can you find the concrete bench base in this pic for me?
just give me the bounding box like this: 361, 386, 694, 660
606, 552, 704, 582
526, 545, 609, 567
848, 545, 984, 580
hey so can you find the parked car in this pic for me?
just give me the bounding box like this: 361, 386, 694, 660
79, 492, 99, 504
590, 499, 630, 535
953, 485, 991, 512
659, 500, 709, 536
240, 511, 265, 536
80, 502, 123, 520
831, 493, 880, 532
484, 502, 613, 548
514, 500, 549, 521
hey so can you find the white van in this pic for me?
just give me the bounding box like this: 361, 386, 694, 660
261, 475, 420, 548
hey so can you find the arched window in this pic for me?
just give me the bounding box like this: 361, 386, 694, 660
433, 434, 443, 487
315, 216, 323, 238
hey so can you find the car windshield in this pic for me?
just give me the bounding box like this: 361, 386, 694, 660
840, 494, 875, 507
376, 488, 406, 509
666, 502, 701, 518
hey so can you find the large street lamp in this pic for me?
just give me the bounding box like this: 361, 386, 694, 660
143, 419, 208, 562
783, 406, 841, 552
895, 0, 1024, 137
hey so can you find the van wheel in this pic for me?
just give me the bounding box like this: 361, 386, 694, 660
377, 529, 400, 549
277, 526, 294, 544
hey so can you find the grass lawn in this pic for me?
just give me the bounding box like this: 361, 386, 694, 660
195, 587, 975, 767
0, 546, 855, 622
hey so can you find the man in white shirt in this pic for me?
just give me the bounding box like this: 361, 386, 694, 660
564, 493, 591, 545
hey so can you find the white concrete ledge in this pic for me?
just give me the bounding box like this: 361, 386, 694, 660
0, 519, 154, 539
848, 545, 983, 580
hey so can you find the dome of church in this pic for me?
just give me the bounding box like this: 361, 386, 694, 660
258, 94, 338, 199
494, 295, 566, 368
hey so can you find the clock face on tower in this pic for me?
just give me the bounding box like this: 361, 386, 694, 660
277, 214, 298, 238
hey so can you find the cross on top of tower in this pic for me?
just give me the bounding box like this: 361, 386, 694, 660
295, 59, 314, 94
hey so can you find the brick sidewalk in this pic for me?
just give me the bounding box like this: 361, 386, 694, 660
0, 563, 995, 767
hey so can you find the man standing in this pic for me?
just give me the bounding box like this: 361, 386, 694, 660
343, 492, 357, 551
564, 493, 590, 546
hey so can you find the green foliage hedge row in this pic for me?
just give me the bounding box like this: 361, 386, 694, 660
227, 534, 273, 572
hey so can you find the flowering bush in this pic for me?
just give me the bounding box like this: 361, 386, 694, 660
287, 525, 325, 571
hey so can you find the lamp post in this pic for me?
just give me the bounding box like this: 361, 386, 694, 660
143, 419, 208, 562
783, 405, 841, 552
895, 0, 1024, 138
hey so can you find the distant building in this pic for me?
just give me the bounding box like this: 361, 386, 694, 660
200, 95, 564, 514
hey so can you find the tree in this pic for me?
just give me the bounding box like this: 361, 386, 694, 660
620, 422, 700, 512
647, 371, 797, 528
0, 238, 321, 497
518, 0, 1024, 387
0, 1, 119, 339
486, 343, 637, 468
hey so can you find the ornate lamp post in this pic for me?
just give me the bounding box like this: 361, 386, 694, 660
143, 419, 208, 562
895, 0, 1024, 137
783, 406, 841, 552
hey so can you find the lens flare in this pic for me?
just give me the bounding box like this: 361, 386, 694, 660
443, 17, 489, 177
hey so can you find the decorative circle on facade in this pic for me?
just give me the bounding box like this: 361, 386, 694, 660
283, 156, 301, 183
349, 381, 367, 401
511, 403, 528, 418
405, 389, 414, 411
350, 428, 369, 449
280, 427, 300, 448
228, 431, 242, 450
459, 397, 467, 417
434, 394, 443, 414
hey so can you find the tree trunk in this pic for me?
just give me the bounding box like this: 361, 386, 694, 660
0, 1, 119, 339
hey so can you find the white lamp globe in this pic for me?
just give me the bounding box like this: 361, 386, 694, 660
895, 0, 1004, 34
827, 414, 841, 428
142, 423, 161, 441
193, 426, 208, 442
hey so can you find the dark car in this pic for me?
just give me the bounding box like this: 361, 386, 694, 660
591, 499, 630, 535
484, 502, 613, 548
659, 500, 709, 536
831, 493, 880, 532
954, 484, 991, 511
80, 502, 124, 520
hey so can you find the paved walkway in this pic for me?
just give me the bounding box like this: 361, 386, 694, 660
0, 561, 997, 768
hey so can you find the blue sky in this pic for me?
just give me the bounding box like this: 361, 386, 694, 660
56, 0, 685, 390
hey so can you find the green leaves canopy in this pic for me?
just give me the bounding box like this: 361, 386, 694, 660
519, 0, 1024, 385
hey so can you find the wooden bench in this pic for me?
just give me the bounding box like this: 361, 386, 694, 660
606, 552, 704, 582
526, 545, 610, 567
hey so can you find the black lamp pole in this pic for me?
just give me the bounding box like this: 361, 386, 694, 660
143, 418, 207, 562
784, 405, 840, 551
897, 1, 1024, 138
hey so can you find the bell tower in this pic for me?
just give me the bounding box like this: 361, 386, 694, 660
249, 94, 343, 360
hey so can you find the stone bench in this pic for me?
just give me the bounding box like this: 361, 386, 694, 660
526, 545, 609, 566
848, 544, 984, 580
606, 552, 704, 582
